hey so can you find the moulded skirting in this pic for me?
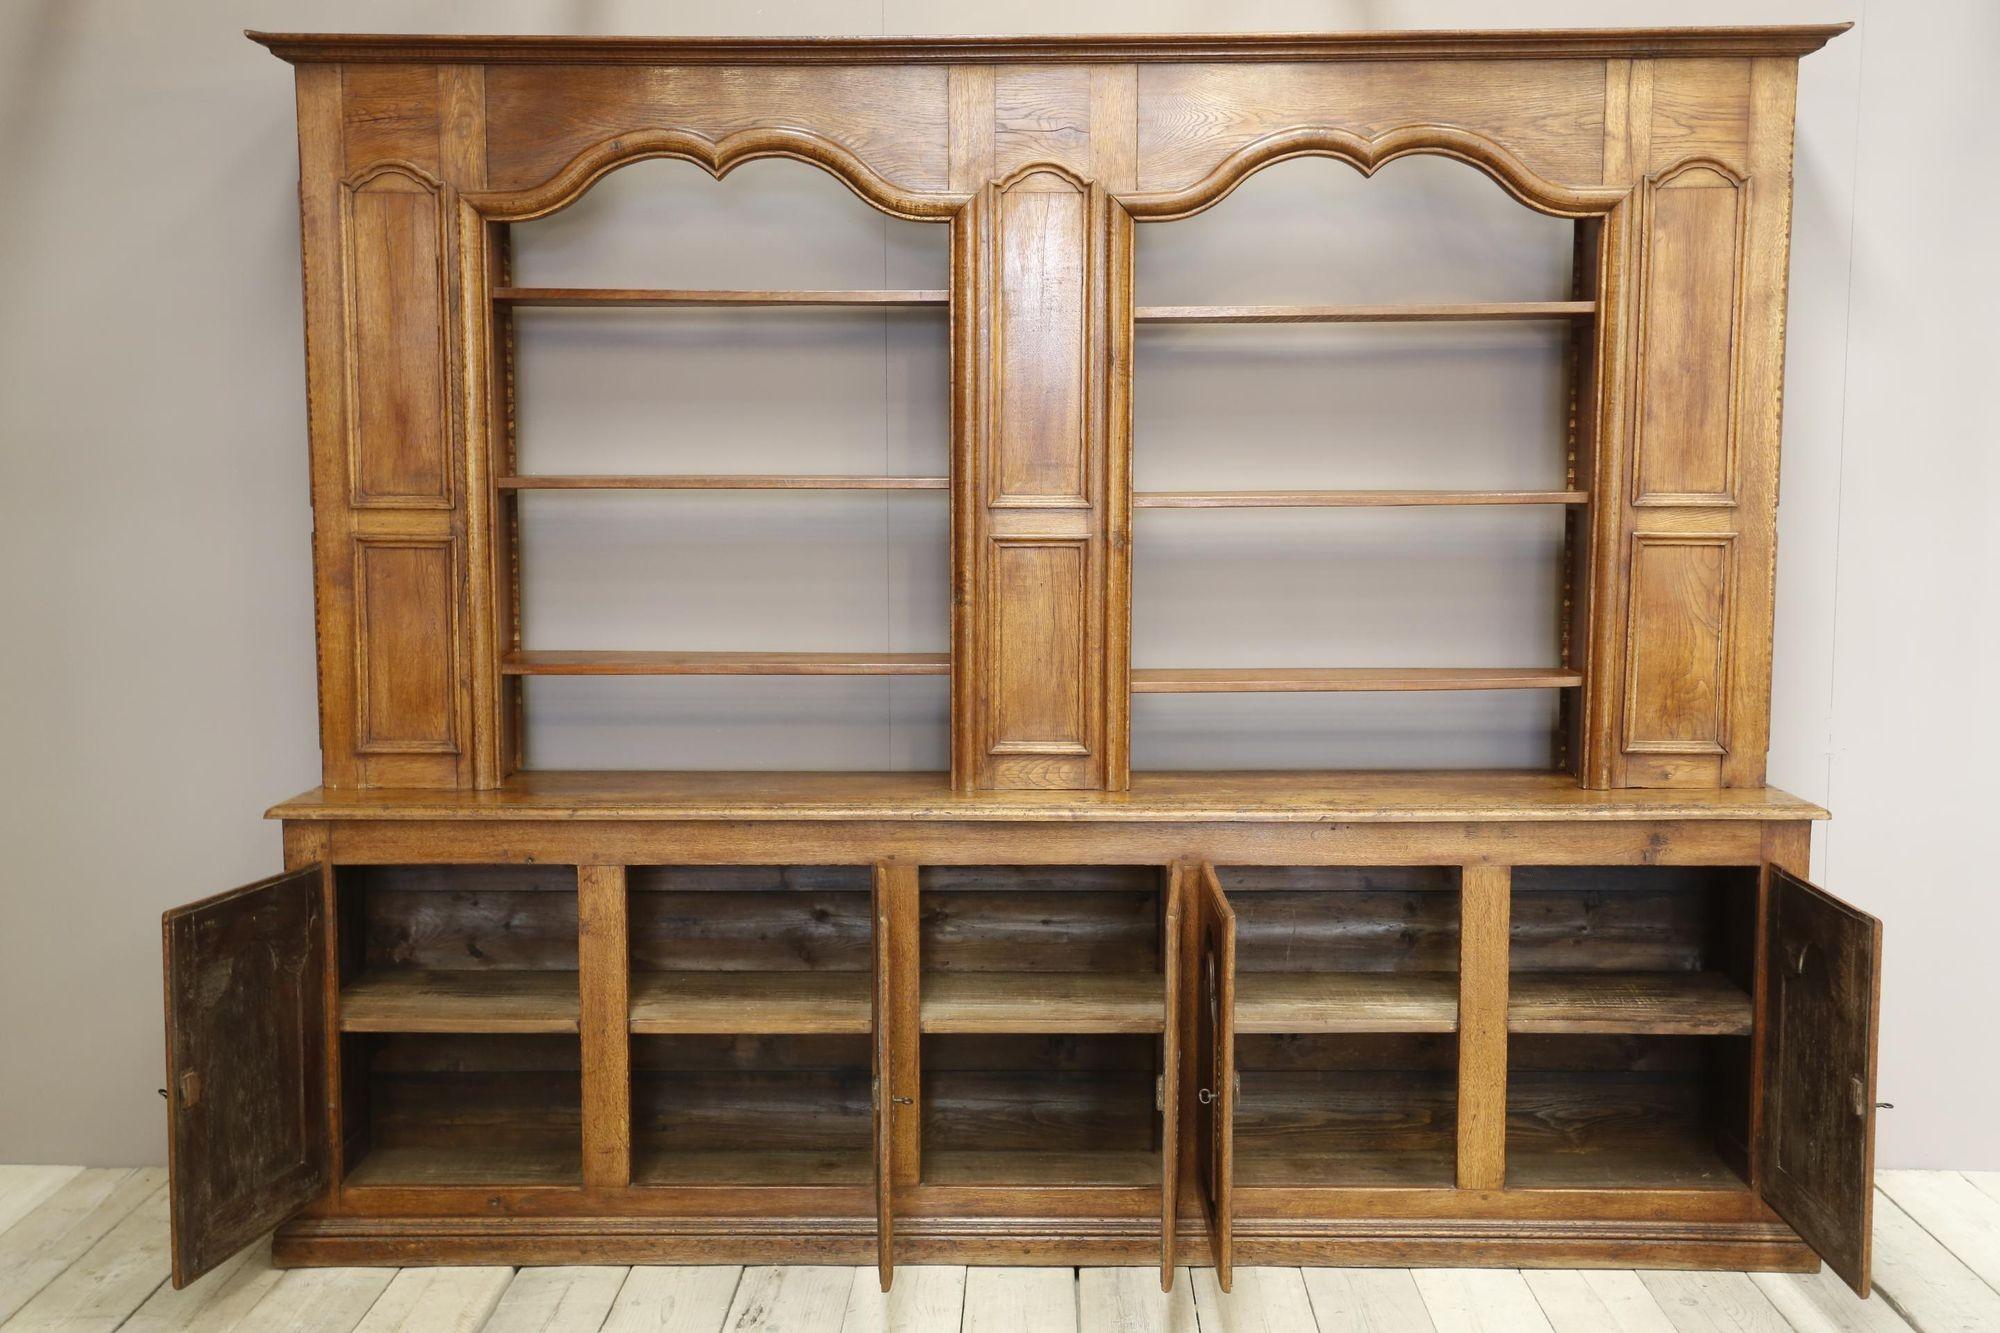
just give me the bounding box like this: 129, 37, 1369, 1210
272, 1212, 1813, 1273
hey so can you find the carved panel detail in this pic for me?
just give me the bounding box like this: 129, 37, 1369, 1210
1631, 160, 1748, 507
986, 538, 1091, 755
1622, 532, 1735, 755
990, 168, 1090, 508
354, 536, 461, 754
341, 162, 453, 509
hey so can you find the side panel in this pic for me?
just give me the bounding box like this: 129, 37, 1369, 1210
1759, 868, 1882, 1296
163, 867, 328, 1287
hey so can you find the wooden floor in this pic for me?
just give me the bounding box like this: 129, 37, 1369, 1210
1, 1171, 1997, 1331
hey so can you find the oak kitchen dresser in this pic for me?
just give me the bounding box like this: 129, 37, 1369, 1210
161, 22, 1882, 1299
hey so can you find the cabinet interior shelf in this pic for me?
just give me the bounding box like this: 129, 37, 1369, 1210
629, 971, 871, 1034
1131, 666, 1583, 693
493, 287, 948, 308
922, 1151, 1162, 1188
1134, 489, 1588, 508
920, 972, 1165, 1034
501, 650, 950, 677
1235, 972, 1458, 1033
339, 970, 578, 1034
1509, 971, 1753, 1036
1134, 301, 1596, 324
344, 1146, 582, 1190
634, 1150, 871, 1187
498, 474, 948, 491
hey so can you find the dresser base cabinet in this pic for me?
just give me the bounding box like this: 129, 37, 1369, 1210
163, 784, 1879, 1294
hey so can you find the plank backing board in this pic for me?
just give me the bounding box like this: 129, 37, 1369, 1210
162, 866, 328, 1287
1758, 867, 1882, 1295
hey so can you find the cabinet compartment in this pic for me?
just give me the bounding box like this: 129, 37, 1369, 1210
919, 866, 1172, 1033
1507, 1034, 1749, 1190
336, 865, 581, 1033
1235, 1034, 1457, 1187
921, 1035, 1163, 1186
632, 1035, 873, 1186
626, 866, 877, 1186
1504, 866, 1755, 1189
340, 1033, 582, 1187
1216, 867, 1459, 1188
627, 865, 874, 1033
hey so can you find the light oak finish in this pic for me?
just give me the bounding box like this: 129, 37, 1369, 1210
1133, 490, 1589, 508
339, 971, 579, 1033
1509, 970, 1754, 1036
492, 286, 947, 306
500, 652, 950, 677
628, 973, 872, 1034
152, 21, 1872, 1302
497, 475, 948, 491
920, 973, 1167, 1034
1135, 300, 1596, 322
1131, 667, 1584, 693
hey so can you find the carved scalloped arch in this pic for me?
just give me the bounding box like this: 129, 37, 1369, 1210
462, 125, 967, 223
1119, 124, 1629, 221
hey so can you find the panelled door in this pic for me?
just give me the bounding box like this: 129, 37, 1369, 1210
161, 866, 329, 1287
872, 864, 899, 1290
1192, 864, 1236, 1290
1759, 867, 1883, 1296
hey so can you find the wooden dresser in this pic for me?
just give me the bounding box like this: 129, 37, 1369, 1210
161, 23, 1881, 1298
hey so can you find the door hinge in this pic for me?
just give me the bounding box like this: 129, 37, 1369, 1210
178, 1071, 202, 1108
1155, 1075, 1164, 1111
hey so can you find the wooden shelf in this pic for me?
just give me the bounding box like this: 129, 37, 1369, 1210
1136, 301, 1595, 324
493, 287, 948, 308
1509, 972, 1753, 1036
344, 1146, 581, 1189
1131, 666, 1583, 694
630, 972, 871, 1034
1507, 1132, 1748, 1192
633, 1150, 870, 1187
1134, 489, 1587, 508
272, 771, 1830, 825
1235, 972, 1457, 1034
921, 972, 1165, 1034
339, 971, 578, 1034
498, 474, 947, 491
922, 1150, 1161, 1187
501, 651, 950, 677
1236, 1149, 1457, 1189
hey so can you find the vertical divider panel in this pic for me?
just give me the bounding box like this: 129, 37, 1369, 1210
1159, 863, 1184, 1289
577, 864, 630, 1190
1456, 864, 1511, 1190
882, 863, 922, 1187
284, 823, 343, 1195
873, 863, 919, 1289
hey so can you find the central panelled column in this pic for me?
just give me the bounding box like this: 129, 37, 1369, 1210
950, 65, 1135, 792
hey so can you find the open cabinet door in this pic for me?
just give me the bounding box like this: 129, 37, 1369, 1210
162, 866, 329, 1288
1193, 864, 1236, 1290
1159, 866, 1185, 1290
872, 864, 899, 1291
1759, 868, 1882, 1296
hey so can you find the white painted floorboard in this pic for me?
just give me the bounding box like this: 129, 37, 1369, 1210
1, 1170, 1997, 1332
